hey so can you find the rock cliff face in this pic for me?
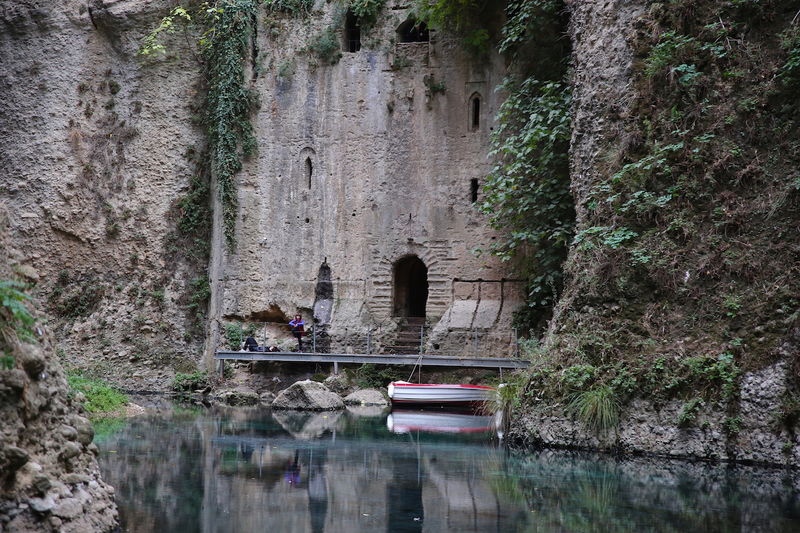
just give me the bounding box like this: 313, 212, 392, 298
0, 0, 206, 390
0, 209, 118, 532
510, 0, 800, 465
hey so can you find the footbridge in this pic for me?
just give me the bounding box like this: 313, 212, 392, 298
213, 350, 530, 377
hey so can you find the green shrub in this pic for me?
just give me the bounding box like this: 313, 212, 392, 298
264, 0, 313, 16
307, 26, 342, 65
172, 370, 210, 392
224, 323, 244, 350
1, 279, 36, 345
67, 374, 128, 414
348, 364, 404, 388
677, 397, 705, 427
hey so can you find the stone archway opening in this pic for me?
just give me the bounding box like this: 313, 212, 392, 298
393, 255, 428, 318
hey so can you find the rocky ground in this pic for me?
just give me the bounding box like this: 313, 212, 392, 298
0, 209, 118, 533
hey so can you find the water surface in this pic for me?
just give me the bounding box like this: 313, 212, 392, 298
96, 404, 800, 532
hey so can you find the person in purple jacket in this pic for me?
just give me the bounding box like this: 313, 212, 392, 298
289, 314, 305, 351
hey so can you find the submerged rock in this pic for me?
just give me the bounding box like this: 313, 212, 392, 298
343, 389, 388, 407
272, 380, 344, 411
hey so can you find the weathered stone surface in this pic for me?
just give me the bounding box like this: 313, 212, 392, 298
0, 446, 30, 475
62, 473, 90, 485
59, 442, 82, 462
18, 345, 46, 378
343, 389, 388, 407
215, 386, 260, 406
272, 380, 344, 411
28, 495, 56, 514
52, 498, 83, 519
323, 374, 352, 395
70, 416, 94, 446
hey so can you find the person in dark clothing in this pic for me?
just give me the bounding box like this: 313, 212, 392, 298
289, 314, 305, 351
243, 335, 258, 352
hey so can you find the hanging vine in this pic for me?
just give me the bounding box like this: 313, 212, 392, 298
140, 1, 259, 250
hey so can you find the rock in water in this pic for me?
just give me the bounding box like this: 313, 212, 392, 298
214, 386, 260, 406
343, 389, 388, 407
272, 380, 344, 411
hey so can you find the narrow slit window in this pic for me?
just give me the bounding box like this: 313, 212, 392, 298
305, 157, 313, 189
470, 178, 479, 203
345, 11, 361, 52
470, 95, 481, 131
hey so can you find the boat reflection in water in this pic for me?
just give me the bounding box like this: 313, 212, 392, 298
386, 409, 496, 435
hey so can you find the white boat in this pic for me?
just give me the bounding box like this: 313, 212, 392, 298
386, 410, 495, 434
387, 381, 496, 407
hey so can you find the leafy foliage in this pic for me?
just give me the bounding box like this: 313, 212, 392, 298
346, 0, 387, 31
67, 374, 128, 414
202, 1, 260, 249
138, 7, 192, 56
264, 0, 314, 16
224, 322, 244, 350
307, 26, 343, 65
413, 0, 503, 58
347, 363, 404, 388
0, 279, 36, 345
481, 77, 573, 331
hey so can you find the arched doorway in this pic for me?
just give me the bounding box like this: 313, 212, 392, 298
393, 255, 428, 318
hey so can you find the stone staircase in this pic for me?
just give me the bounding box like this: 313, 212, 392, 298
384, 317, 426, 354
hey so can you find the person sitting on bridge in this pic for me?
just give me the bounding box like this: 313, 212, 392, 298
289, 314, 305, 351
243, 334, 258, 352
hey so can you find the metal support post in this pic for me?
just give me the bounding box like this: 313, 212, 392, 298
367, 329, 372, 355
333, 361, 339, 375
218, 359, 224, 379
312, 328, 316, 354
419, 325, 424, 354
513, 328, 519, 358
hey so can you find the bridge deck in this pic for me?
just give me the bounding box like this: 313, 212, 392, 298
214, 350, 530, 370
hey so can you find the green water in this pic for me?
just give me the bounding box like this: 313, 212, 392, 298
96, 405, 800, 532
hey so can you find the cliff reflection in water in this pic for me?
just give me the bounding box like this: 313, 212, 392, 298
96, 406, 800, 533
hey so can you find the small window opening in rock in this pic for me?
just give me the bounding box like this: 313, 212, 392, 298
344, 10, 361, 52
471, 96, 480, 130
470, 178, 479, 203
305, 157, 313, 189
305, 218, 310, 223
397, 18, 429, 43
432, 343, 440, 350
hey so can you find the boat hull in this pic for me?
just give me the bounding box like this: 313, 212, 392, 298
388, 381, 495, 407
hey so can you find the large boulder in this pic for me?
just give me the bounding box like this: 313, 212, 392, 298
343, 389, 388, 407
323, 374, 353, 395
272, 380, 344, 411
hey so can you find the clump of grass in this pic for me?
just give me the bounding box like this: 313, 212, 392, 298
67, 374, 128, 414
566, 385, 619, 432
